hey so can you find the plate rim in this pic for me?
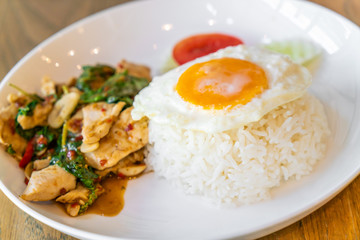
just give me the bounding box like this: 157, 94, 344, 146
1, 0, 360, 239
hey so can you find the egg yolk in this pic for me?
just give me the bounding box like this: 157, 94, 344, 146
176, 58, 268, 109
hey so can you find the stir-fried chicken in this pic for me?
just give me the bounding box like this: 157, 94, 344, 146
57, 183, 105, 217
6, 93, 30, 108
84, 107, 148, 170
17, 102, 53, 130
81, 101, 125, 144
41, 76, 56, 96
117, 60, 152, 82
95, 148, 146, 178
24, 159, 51, 180
33, 158, 50, 170
56, 183, 90, 204
21, 165, 76, 201
68, 108, 83, 134
4, 93, 30, 122
0, 118, 27, 158
1, 60, 150, 217
0, 97, 29, 157
65, 203, 81, 217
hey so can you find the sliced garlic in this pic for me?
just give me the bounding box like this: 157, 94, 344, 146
80, 142, 99, 153
48, 92, 80, 128
24, 162, 34, 179
118, 164, 146, 177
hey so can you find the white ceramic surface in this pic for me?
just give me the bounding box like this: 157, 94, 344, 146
1, 0, 360, 239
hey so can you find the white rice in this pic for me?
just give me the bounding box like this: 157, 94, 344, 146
145, 93, 330, 205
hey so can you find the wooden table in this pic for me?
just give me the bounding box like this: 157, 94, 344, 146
0, 0, 359, 239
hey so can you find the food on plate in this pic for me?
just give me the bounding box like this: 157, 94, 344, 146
262, 38, 322, 69
162, 33, 243, 72
0, 60, 150, 216
83, 106, 148, 170
173, 33, 243, 65
132, 45, 330, 205
133, 45, 312, 132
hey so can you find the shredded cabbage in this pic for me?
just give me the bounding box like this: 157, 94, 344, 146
161, 55, 179, 73
263, 39, 322, 67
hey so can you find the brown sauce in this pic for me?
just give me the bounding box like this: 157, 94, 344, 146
87, 176, 128, 216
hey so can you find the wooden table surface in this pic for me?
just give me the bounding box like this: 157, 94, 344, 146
0, 0, 359, 239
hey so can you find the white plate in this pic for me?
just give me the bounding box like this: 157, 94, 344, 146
1, 0, 360, 239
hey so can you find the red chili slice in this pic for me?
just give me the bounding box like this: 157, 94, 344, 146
60, 188, 67, 195
100, 159, 107, 167
125, 123, 133, 132
71, 202, 79, 208
172, 33, 243, 65
19, 140, 34, 168
74, 135, 83, 141
67, 150, 76, 160
117, 172, 126, 179
36, 135, 47, 145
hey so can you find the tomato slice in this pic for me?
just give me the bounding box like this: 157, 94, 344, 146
172, 33, 243, 65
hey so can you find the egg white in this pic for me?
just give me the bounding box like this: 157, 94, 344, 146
132, 45, 312, 133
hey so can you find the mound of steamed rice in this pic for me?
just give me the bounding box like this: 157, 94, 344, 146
145, 93, 330, 205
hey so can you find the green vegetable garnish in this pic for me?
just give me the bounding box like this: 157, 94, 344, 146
161, 55, 179, 73
50, 135, 99, 213
8, 62, 150, 215
14, 121, 40, 141
262, 39, 322, 67
14, 100, 42, 140
61, 121, 68, 148
8, 83, 44, 102
51, 145, 98, 189
34, 126, 58, 153
6, 144, 16, 155
76, 64, 115, 92
18, 100, 38, 116
79, 190, 97, 214
80, 71, 149, 106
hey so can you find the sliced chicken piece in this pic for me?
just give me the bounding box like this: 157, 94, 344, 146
56, 183, 89, 204
95, 149, 145, 178
0, 99, 28, 157
41, 76, 56, 96
17, 101, 53, 130
84, 107, 148, 170
1, 93, 30, 121
117, 60, 152, 82
21, 165, 76, 201
33, 158, 51, 170
67, 108, 83, 134
0, 103, 19, 121
81, 101, 125, 144
24, 158, 52, 179
58, 183, 105, 217
0, 118, 27, 157
6, 93, 30, 109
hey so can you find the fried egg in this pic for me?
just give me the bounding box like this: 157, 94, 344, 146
132, 45, 312, 133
